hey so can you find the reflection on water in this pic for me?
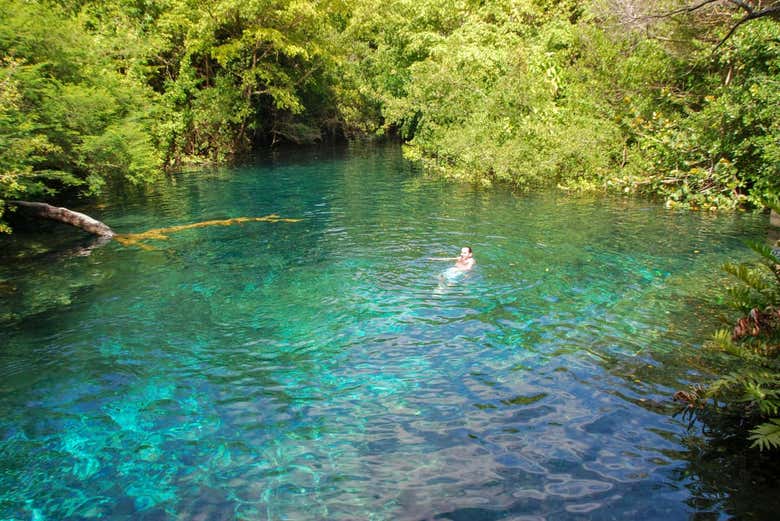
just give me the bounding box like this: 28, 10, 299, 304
0, 144, 776, 520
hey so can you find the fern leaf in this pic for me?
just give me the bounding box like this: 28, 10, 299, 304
708, 372, 744, 397
746, 240, 780, 267
724, 286, 761, 312
749, 418, 780, 451
746, 239, 780, 285
708, 329, 736, 352
722, 262, 770, 293
706, 329, 766, 363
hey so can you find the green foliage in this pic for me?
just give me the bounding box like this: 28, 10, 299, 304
720, 239, 780, 313
342, 0, 780, 208
1, 0, 350, 231
142, 0, 349, 164
681, 234, 780, 451
0, 0, 161, 231
2, 0, 779, 235
618, 18, 780, 210
340, 0, 469, 134
749, 418, 780, 451
703, 368, 780, 450
344, 1, 628, 189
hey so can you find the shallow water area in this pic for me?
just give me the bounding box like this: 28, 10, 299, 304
0, 145, 777, 520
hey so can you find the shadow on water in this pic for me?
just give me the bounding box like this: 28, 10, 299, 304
674, 420, 780, 519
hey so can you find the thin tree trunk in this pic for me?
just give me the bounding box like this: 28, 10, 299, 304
10, 201, 115, 238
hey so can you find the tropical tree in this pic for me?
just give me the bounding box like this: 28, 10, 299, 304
143, 0, 350, 165
0, 0, 160, 233
341, 0, 780, 210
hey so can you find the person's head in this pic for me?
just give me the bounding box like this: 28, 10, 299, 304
459, 246, 472, 259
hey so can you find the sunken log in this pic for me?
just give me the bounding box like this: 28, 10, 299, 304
10, 201, 115, 238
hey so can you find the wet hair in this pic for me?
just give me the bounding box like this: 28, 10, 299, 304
463, 246, 472, 253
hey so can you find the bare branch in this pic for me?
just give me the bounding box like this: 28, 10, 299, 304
645, 0, 724, 20
727, 1, 755, 15
714, 5, 780, 49
640, 1, 780, 48
10, 201, 115, 237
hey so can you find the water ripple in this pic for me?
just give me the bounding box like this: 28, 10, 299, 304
0, 146, 773, 520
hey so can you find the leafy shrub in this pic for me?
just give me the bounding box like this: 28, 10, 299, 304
676, 213, 780, 450
0, 0, 161, 230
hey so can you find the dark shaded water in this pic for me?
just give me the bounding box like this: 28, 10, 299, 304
0, 145, 777, 520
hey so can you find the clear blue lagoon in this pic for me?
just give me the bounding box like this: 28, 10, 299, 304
0, 145, 777, 520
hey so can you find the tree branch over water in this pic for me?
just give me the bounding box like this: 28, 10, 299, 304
8, 201, 302, 253
10, 201, 115, 238
645, 0, 780, 48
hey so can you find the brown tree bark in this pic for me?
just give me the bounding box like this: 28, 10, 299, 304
10, 201, 115, 238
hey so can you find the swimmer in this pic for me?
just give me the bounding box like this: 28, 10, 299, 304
428, 246, 476, 271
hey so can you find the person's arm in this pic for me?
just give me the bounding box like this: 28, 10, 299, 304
427, 257, 456, 261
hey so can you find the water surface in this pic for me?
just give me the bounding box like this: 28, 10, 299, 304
0, 145, 775, 520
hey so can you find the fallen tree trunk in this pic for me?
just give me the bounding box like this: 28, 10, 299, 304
10, 201, 115, 238
114, 214, 302, 249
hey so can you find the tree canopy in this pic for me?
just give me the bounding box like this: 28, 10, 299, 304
343, 0, 780, 209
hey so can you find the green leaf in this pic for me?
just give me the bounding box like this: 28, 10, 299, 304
749, 419, 780, 451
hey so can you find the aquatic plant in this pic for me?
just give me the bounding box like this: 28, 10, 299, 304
676, 211, 780, 450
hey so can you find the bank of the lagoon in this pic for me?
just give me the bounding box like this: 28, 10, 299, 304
1, 146, 777, 520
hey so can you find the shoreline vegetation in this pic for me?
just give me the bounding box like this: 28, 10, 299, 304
674, 212, 780, 452
1, 0, 779, 451
1, 0, 778, 232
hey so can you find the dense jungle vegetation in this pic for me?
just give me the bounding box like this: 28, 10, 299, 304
1, 0, 780, 448
2, 0, 778, 230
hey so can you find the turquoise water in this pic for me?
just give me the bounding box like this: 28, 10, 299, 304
0, 145, 776, 520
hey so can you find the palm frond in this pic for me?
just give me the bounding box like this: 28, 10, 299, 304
708, 328, 736, 352
692, 236, 780, 450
